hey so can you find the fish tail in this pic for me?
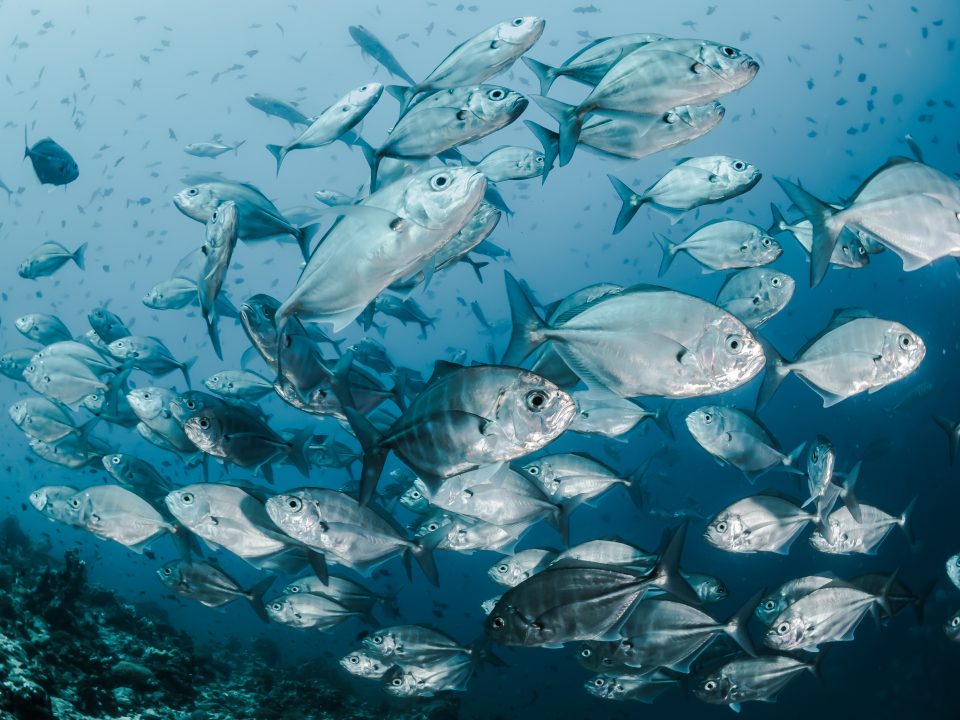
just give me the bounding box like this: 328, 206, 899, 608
774, 177, 839, 287
899, 496, 918, 545
410, 528, 442, 586
246, 575, 275, 624
839, 460, 862, 522
647, 401, 675, 440
386, 84, 415, 114
72, 241, 88, 270
652, 232, 677, 277
650, 522, 699, 605
724, 588, 764, 657
286, 426, 314, 478
484, 183, 513, 216
232, 139, 246, 155
265, 144, 286, 175
625, 456, 654, 510
607, 175, 645, 235
766, 202, 787, 236
204, 307, 223, 361
467, 635, 507, 668
521, 56, 558, 95
523, 120, 559, 184
755, 336, 791, 410
180, 355, 198, 389
342, 406, 387, 506
461, 255, 489, 283
359, 142, 382, 191
876, 570, 899, 619
532, 95, 582, 167
933, 415, 960, 465
296, 223, 321, 261
308, 550, 329, 584
501, 270, 548, 366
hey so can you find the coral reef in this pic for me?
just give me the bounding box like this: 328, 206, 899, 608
0, 516, 457, 719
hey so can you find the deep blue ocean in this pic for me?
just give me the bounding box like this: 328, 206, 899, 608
1, 1, 959, 718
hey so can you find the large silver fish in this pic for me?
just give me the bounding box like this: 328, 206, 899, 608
265, 592, 369, 630
705, 494, 817, 554
568, 387, 672, 439
487, 548, 558, 587
61, 485, 178, 553
503, 272, 764, 399
15, 313, 72, 344
653, 221, 781, 276
758, 308, 925, 408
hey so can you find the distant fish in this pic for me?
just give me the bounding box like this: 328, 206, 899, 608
183, 140, 246, 158
349, 25, 416, 85
24, 127, 79, 186
18, 240, 87, 279
245, 93, 312, 127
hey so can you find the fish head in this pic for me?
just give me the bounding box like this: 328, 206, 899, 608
17, 259, 36, 278
468, 85, 528, 126
383, 666, 422, 697
486, 598, 555, 646
584, 674, 626, 700
240, 294, 280, 341
126, 388, 167, 420
495, 16, 546, 47
14, 315, 35, 334
694, 575, 728, 603
695, 315, 765, 393
183, 413, 225, 453
28, 485, 78, 518
755, 594, 786, 626
173, 183, 218, 222
156, 560, 184, 590
765, 612, 807, 651
806, 435, 836, 484
946, 610, 960, 641
675, 101, 725, 131
170, 391, 216, 424
759, 269, 796, 308
106, 336, 141, 361
947, 553, 960, 590
878, 322, 925, 382
80, 391, 107, 413
838, 231, 870, 267
142, 285, 166, 309
692, 41, 760, 90
575, 642, 621, 673
716, 156, 762, 191
205, 201, 239, 248
264, 492, 324, 537
740, 229, 782, 265
487, 555, 530, 586
495, 372, 576, 454
102, 453, 133, 482
684, 405, 726, 448
703, 511, 741, 550
363, 628, 403, 656
264, 595, 298, 625
203, 374, 229, 394
164, 485, 213, 527
340, 651, 387, 678
398, 478, 430, 513
401, 167, 487, 231
344, 82, 384, 110
8, 401, 28, 426
693, 672, 732, 705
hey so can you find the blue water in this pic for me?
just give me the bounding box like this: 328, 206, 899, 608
1, 0, 958, 717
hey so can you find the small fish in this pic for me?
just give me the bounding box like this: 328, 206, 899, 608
245, 93, 311, 127
349, 25, 416, 84
157, 559, 273, 622
25, 127, 79, 185
653, 221, 781, 276
705, 494, 817, 554
716, 268, 795, 329
18, 241, 87, 279
183, 140, 246, 158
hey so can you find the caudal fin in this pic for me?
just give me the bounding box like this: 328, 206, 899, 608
724, 589, 763, 657
933, 416, 960, 465
608, 175, 644, 235
898, 496, 917, 545
343, 407, 388, 506
522, 56, 558, 95
295, 223, 321, 262
286, 426, 314, 478
246, 575, 275, 623
625, 457, 653, 509
766, 203, 788, 236
532, 95, 582, 167
756, 337, 791, 410
652, 233, 677, 277
523, 120, 559, 184
72, 242, 88, 270
204, 307, 223, 361
461, 255, 489, 283
266, 144, 287, 176
649, 523, 699, 605
774, 177, 839, 287
840, 461, 862, 522
180, 356, 197, 389
501, 271, 548, 366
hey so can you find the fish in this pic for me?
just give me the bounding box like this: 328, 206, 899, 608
349, 25, 416, 85
282, 574, 393, 615
107, 335, 196, 388
584, 670, 679, 704
685, 406, 803, 481
469, 145, 546, 183
487, 548, 558, 587
0, 349, 36, 381
342, 361, 575, 505
127, 387, 201, 461
203, 369, 274, 401
29, 485, 80, 523
535, 38, 759, 165
361, 85, 528, 189
266, 83, 382, 174
754, 574, 836, 627
197, 201, 239, 359
694, 655, 817, 712
381, 651, 481, 697
23, 355, 112, 408
767, 204, 869, 271
413, 510, 531, 554
173, 176, 319, 260
946, 610, 960, 642
367, 295, 436, 338
101, 453, 174, 502
486, 527, 698, 647
29, 433, 109, 469
391, 17, 545, 114
715, 268, 795, 330
8, 397, 84, 442
157, 559, 273, 622
314, 189, 356, 206
24, 128, 79, 185
245, 93, 312, 127
339, 649, 392, 679
705, 494, 818, 554
809, 499, 915, 555
15, 313, 72, 344
775, 158, 960, 286
58, 485, 179, 553
608, 156, 761, 232
276, 167, 485, 333
88, 307, 131, 343
183, 140, 246, 158
758, 308, 925, 409
518, 452, 643, 505
653, 221, 781, 276
568, 387, 672, 439
522, 33, 665, 94
802, 437, 861, 522
18, 241, 87, 279
503, 272, 764, 399
948, 552, 960, 591
265, 592, 370, 630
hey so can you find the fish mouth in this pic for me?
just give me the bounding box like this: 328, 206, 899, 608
744, 60, 761, 74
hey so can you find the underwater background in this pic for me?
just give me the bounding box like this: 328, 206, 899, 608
1, 0, 959, 718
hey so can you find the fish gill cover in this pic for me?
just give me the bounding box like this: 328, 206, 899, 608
0, 1, 958, 719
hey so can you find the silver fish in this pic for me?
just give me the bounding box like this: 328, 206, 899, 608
694, 655, 816, 712
705, 494, 816, 554
18, 240, 87, 279
0, 349, 35, 381
948, 552, 960, 591
15, 313, 72, 344
9, 397, 80, 442
568, 387, 672, 439
716, 268, 795, 330
102, 453, 174, 501
203, 369, 274, 401
585, 670, 679, 704
755, 575, 836, 627
518, 452, 642, 505
183, 140, 246, 158
653, 221, 780, 277
265, 592, 367, 630
198, 201, 239, 360
339, 649, 391, 679
947, 610, 960, 642
767, 204, 869, 271
87, 307, 131, 343
62, 485, 177, 553
349, 25, 416, 85
487, 548, 558, 587
29, 485, 81, 523
245, 93, 311, 127
809, 500, 914, 555
108, 336, 196, 388
157, 559, 272, 622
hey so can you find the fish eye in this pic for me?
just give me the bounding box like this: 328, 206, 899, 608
181, 492, 194, 505
762, 237, 772, 247
593, 678, 605, 687
390, 677, 403, 687
111, 456, 120, 464
725, 335, 744, 354
716, 585, 727, 595
360, 85, 368, 91
526, 465, 540, 476
487, 88, 505, 101
580, 647, 591, 658
952, 616, 960, 627
703, 412, 713, 424
662, 111, 678, 124
210, 376, 219, 383
898, 334, 913, 349
70, 498, 80, 508
430, 174, 450, 190
372, 636, 383, 644
812, 449, 819, 461
722, 46, 736, 57
491, 616, 505, 630
116, 341, 125, 348
288, 585, 300, 593
198, 417, 210, 430
187, 188, 198, 196
525, 390, 547, 411
764, 600, 776, 610
349, 655, 359, 664
497, 564, 509, 574
427, 522, 439, 532
716, 521, 728, 533
410, 490, 421, 499
186, 399, 197, 409
771, 276, 782, 287
212, 211, 218, 221
535, 155, 544, 164
858, 245, 866, 255
776, 622, 790, 634
512, 17, 523, 26
286, 497, 303, 512
271, 602, 282, 611
162, 567, 172, 575
733, 160, 746, 171
704, 680, 718, 691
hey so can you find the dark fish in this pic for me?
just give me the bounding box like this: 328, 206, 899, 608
349, 25, 416, 85
24, 128, 79, 186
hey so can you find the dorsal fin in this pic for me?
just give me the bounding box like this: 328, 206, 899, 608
428, 360, 464, 384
